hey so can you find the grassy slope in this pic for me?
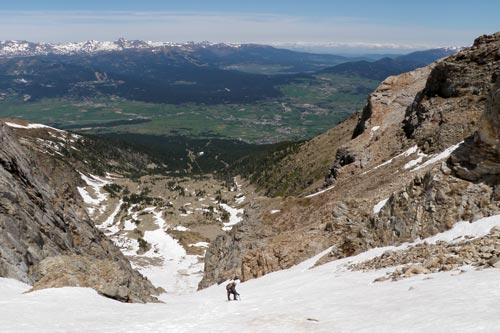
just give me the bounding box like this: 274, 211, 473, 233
242, 113, 361, 197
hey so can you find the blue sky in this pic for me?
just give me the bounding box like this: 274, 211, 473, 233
1, 1, 499, 52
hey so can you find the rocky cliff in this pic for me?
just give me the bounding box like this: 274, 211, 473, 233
199, 32, 500, 288
0, 121, 160, 302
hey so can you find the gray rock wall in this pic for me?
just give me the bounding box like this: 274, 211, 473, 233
0, 122, 159, 302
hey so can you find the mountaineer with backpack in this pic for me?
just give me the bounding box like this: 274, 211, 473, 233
226, 277, 240, 301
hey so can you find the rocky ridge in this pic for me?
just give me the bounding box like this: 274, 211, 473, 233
200, 32, 500, 288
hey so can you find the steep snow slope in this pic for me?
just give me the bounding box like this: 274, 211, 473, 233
1, 216, 500, 332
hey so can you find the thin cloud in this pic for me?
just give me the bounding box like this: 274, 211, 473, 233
0, 10, 478, 48
269, 41, 435, 50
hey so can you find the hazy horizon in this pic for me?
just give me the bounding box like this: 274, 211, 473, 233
0, 0, 498, 54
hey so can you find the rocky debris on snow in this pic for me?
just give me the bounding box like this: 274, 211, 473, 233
352, 226, 500, 282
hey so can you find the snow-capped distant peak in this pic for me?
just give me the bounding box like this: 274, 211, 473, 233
0, 39, 244, 57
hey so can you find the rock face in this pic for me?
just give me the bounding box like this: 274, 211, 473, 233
0, 122, 159, 302
200, 32, 500, 288
369, 33, 500, 247
371, 167, 500, 245
404, 33, 500, 153
478, 77, 500, 149
448, 76, 500, 183
198, 196, 328, 289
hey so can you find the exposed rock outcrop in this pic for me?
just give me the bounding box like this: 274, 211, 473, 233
0, 122, 159, 302
363, 33, 500, 248
323, 147, 356, 187
372, 168, 500, 244
478, 76, 500, 149
404, 32, 500, 153
448, 75, 500, 182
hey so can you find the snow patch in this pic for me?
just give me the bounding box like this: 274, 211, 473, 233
98, 200, 123, 235
220, 203, 244, 231
173, 226, 189, 231
362, 145, 419, 175
412, 141, 463, 172
235, 195, 246, 204
5, 121, 64, 132
341, 214, 500, 269
419, 215, 500, 244
370, 125, 380, 139
403, 150, 427, 169
77, 173, 109, 216
373, 198, 389, 214
304, 185, 335, 198
189, 242, 209, 248
76, 187, 100, 206
138, 209, 204, 294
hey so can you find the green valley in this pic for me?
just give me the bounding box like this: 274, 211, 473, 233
0, 73, 379, 144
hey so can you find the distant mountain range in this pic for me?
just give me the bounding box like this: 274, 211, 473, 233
0, 39, 461, 105
321, 47, 462, 80
0, 39, 349, 73
0, 38, 183, 56
0, 39, 460, 74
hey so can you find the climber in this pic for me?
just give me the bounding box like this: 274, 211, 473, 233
226, 278, 240, 301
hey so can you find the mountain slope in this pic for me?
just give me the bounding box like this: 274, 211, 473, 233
0, 118, 256, 296
199, 32, 500, 287
243, 65, 432, 197
320, 47, 460, 80
0, 120, 160, 302
0, 53, 291, 104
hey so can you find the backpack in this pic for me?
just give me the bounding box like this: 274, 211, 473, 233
226, 282, 234, 291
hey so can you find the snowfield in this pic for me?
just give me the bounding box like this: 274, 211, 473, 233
2, 216, 500, 332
